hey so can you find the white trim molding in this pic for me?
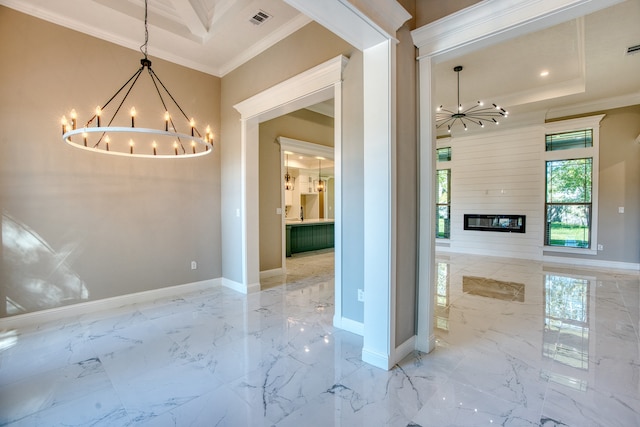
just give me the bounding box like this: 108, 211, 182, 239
284, 0, 410, 50
0, 279, 221, 332
334, 316, 364, 336
411, 0, 626, 61
232, 55, 347, 312
234, 56, 348, 121
544, 256, 640, 272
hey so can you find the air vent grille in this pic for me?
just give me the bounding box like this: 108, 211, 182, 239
626, 44, 640, 55
249, 10, 271, 26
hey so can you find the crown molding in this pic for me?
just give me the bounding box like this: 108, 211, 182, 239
219, 13, 312, 77
411, 0, 626, 61
284, 0, 410, 50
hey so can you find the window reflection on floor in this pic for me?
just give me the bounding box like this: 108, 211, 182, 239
435, 262, 450, 331
543, 273, 591, 391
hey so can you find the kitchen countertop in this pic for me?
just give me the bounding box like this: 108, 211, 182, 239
285, 218, 335, 225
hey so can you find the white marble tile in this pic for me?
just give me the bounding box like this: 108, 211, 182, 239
1, 251, 638, 427
136, 385, 265, 427
7, 385, 129, 427
409, 380, 541, 427
0, 357, 113, 425
111, 359, 224, 420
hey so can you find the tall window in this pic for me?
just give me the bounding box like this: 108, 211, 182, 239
436, 169, 451, 239
545, 128, 594, 249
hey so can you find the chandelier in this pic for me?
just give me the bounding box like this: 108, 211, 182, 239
436, 65, 508, 133
60, 0, 213, 158
316, 159, 325, 192
284, 153, 294, 190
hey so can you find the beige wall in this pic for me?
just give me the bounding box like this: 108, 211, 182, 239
415, 0, 481, 27
220, 22, 355, 284
0, 7, 222, 317
258, 110, 334, 272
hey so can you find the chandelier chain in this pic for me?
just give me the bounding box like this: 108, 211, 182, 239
140, 0, 149, 59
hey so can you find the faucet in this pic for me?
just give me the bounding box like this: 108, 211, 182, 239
300, 206, 304, 221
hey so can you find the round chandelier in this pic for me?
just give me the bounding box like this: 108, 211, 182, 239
60, 0, 213, 158
436, 65, 508, 133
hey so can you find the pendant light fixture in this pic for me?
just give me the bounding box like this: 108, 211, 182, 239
436, 65, 508, 133
60, 0, 213, 158
316, 158, 325, 192
284, 153, 294, 190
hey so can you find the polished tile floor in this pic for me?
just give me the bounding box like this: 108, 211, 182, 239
0, 251, 638, 426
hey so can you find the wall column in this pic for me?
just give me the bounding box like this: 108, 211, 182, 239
361, 38, 397, 369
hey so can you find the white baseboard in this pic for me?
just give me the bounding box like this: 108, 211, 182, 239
543, 255, 640, 271
260, 268, 283, 279
221, 278, 260, 294
394, 336, 416, 363
0, 278, 221, 331
333, 316, 364, 336
362, 347, 392, 371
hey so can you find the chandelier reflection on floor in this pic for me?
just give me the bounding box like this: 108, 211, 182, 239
60, 0, 213, 158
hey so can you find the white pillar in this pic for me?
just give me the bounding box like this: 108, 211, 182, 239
415, 56, 436, 353
361, 39, 397, 370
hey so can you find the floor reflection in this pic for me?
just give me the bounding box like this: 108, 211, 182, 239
462, 275, 525, 302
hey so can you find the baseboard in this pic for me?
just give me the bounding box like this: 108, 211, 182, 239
362, 347, 392, 370
333, 316, 364, 336
221, 278, 260, 294
0, 278, 221, 331
543, 255, 640, 271
394, 336, 416, 363
260, 268, 283, 279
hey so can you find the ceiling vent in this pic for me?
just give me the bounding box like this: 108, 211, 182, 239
249, 10, 272, 26
626, 44, 640, 55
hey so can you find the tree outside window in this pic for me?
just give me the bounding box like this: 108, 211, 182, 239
436, 169, 451, 239
545, 158, 592, 248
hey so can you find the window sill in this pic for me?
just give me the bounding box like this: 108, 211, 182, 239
543, 245, 597, 256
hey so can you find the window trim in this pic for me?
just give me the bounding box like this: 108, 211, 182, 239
436, 168, 451, 239
543, 115, 604, 255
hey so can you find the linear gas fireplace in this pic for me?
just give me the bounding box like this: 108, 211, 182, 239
464, 214, 526, 233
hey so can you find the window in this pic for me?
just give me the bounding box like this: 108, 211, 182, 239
545, 158, 592, 248
546, 130, 593, 151
436, 169, 450, 239
543, 115, 603, 254
436, 147, 451, 162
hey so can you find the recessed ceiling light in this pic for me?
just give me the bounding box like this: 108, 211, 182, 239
540, 70, 550, 77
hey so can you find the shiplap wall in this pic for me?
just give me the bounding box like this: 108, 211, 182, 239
441, 125, 545, 259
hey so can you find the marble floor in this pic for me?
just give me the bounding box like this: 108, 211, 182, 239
0, 251, 638, 426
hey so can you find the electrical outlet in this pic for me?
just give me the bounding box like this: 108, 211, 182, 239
597, 244, 603, 251
191, 261, 197, 270
357, 289, 365, 302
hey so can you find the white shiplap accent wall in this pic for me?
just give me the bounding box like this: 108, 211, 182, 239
447, 125, 544, 259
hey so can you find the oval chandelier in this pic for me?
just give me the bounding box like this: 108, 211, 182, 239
60, 0, 213, 158
436, 65, 508, 133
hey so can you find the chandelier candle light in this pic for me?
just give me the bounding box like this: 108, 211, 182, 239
284, 153, 294, 191
316, 158, 325, 192
436, 65, 508, 133
61, 0, 213, 158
